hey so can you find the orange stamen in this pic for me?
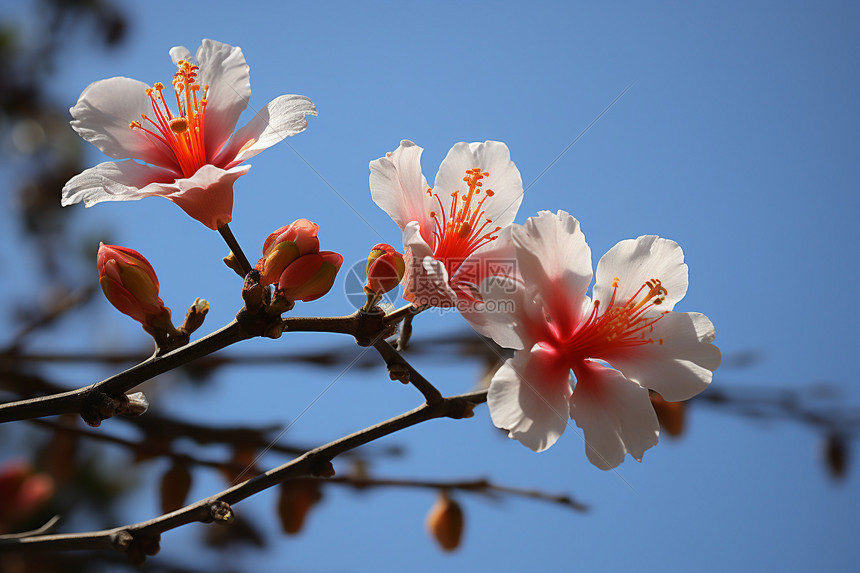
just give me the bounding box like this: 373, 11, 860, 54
129, 59, 208, 177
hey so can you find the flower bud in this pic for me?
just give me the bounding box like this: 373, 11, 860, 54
277, 251, 343, 302
255, 219, 321, 285
97, 243, 173, 331
365, 243, 405, 296
426, 493, 464, 552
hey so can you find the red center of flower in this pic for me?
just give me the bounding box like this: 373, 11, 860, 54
561, 277, 669, 360
129, 60, 208, 178
426, 168, 502, 276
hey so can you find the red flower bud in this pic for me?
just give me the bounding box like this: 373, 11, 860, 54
256, 219, 321, 285
365, 243, 405, 295
277, 251, 343, 302
97, 243, 173, 330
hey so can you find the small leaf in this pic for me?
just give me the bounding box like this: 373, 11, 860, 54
160, 462, 192, 514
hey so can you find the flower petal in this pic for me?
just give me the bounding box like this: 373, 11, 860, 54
370, 141, 434, 242
433, 141, 523, 228
512, 210, 593, 332
461, 275, 527, 350
570, 360, 660, 470
62, 160, 179, 206
162, 164, 251, 230
603, 311, 721, 401
400, 222, 454, 306
169, 45, 192, 65
488, 345, 572, 452
69, 77, 179, 167
215, 94, 318, 166
594, 235, 688, 311
195, 39, 251, 159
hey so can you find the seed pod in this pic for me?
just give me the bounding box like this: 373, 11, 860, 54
160, 462, 192, 514
426, 493, 464, 552
277, 480, 322, 535
650, 392, 686, 438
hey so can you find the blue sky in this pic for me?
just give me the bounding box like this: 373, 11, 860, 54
2, 1, 859, 571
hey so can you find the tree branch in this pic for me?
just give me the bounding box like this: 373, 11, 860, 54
0, 389, 488, 557
0, 320, 251, 424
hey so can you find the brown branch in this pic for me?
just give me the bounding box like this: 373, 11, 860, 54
372, 338, 443, 403
0, 320, 252, 424
217, 224, 252, 276
0, 389, 488, 556
316, 476, 588, 511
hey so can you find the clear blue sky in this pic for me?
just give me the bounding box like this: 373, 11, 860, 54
2, 1, 859, 571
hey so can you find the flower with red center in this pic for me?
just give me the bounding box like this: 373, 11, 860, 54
62, 39, 317, 229
369, 140, 523, 307
465, 210, 721, 469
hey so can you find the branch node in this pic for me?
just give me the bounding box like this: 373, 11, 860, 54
80, 391, 121, 427
208, 500, 235, 524
446, 399, 477, 420
110, 530, 133, 552
387, 362, 410, 384
116, 392, 149, 418
309, 459, 336, 478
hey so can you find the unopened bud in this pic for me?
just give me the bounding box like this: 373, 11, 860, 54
426, 493, 464, 552
255, 219, 321, 285
277, 251, 343, 302
181, 298, 210, 334
365, 243, 405, 297
97, 243, 175, 334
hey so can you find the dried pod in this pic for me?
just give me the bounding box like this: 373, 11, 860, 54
220, 445, 260, 485
650, 392, 686, 438
824, 433, 849, 480
426, 493, 464, 552
277, 479, 323, 535
160, 462, 192, 514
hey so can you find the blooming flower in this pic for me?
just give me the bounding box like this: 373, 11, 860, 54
369, 140, 523, 307
466, 210, 721, 469
62, 39, 317, 229
97, 243, 174, 332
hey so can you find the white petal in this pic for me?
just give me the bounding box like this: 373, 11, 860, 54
488, 346, 572, 452
169, 45, 192, 65
401, 222, 456, 307
594, 235, 688, 311
62, 160, 178, 206
512, 210, 593, 330
214, 94, 318, 166
369, 141, 434, 241
604, 311, 721, 401
449, 225, 516, 293
433, 141, 523, 228
70, 77, 179, 167
570, 360, 660, 470
460, 275, 526, 350
195, 39, 251, 159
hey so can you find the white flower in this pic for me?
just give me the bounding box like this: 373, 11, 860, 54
369, 140, 523, 307
62, 39, 317, 229
466, 210, 721, 469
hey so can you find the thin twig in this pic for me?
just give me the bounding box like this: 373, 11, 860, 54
0, 389, 488, 554
372, 338, 443, 404
217, 224, 252, 276
0, 321, 251, 424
